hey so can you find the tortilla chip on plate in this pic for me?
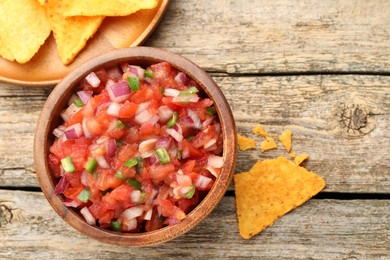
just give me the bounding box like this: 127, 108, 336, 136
0, 36, 15, 61
234, 156, 325, 239
62, 0, 158, 17
44, 0, 104, 65
0, 0, 51, 63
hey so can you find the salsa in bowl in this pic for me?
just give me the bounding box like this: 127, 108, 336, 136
34, 47, 236, 246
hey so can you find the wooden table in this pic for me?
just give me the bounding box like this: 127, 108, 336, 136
1, 0, 389, 258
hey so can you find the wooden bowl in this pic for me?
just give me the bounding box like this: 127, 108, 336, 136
34, 47, 237, 246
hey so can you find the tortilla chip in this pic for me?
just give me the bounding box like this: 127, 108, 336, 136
289, 152, 296, 158
0, 0, 51, 63
62, 0, 158, 17
36, 0, 47, 5
234, 156, 326, 239
253, 125, 268, 137
260, 136, 277, 152
0, 36, 14, 61
294, 154, 309, 165
237, 134, 256, 151
45, 0, 104, 65
279, 129, 292, 152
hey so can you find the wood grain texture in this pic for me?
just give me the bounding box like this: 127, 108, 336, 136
1, 73, 389, 193
146, 0, 390, 74
0, 190, 388, 259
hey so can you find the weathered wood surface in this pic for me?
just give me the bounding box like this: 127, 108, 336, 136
146, 0, 390, 74
1, 0, 390, 258
1, 74, 389, 193
0, 190, 388, 259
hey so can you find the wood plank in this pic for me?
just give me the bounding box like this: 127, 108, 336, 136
146, 0, 390, 74
0, 190, 388, 259
0, 75, 389, 193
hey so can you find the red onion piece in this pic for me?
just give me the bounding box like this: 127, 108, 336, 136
156, 137, 172, 149
63, 199, 81, 208
173, 123, 183, 135
187, 109, 202, 129
121, 206, 144, 220
106, 102, 121, 117
174, 72, 189, 85
208, 154, 224, 168
148, 155, 158, 165
164, 88, 180, 97
143, 208, 153, 220
64, 123, 83, 139
206, 165, 219, 178
60, 103, 81, 122
107, 66, 122, 80
138, 138, 158, 158
195, 175, 212, 189
131, 190, 142, 203
54, 177, 69, 195
182, 147, 190, 159
149, 115, 160, 125
121, 217, 137, 231
176, 174, 192, 186
81, 117, 92, 138
180, 116, 194, 128
106, 80, 131, 103
81, 171, 89, 187
121, 64, 145, 80
80, 207, 96, 225
202, 117, 214, 129
85, 72, 101, 88
53, 125, 65, 138
158, 105, 173, 122
136, 102, 149, 115
77, 90, 93, 104
106, 139, 117, 157
204, 138, 217, 149
134, 109, 153, 124
166, 128, 183, 143
96, 156, 109, 169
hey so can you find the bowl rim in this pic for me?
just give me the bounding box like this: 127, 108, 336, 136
34, 46, 237, 246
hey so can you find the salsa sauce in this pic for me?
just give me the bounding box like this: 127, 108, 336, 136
48, 62, 224, 232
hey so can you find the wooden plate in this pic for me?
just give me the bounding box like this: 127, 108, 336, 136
0, 0, 169, 87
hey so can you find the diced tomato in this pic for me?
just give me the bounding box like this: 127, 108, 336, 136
63, 186, 84, 201
96, 170, 123, 191
191, 125, 217, 148
65, 107, 85, 127
124, 127, 140, 144
145, 208, 164, 232
116, 144, 138, 163
148, 163, 175, 182
139, 121, 160, 137
106, 125, 126, 139
182, 160, 195, 175
176, 189, 199, 213
150, 62, 171, 80
119, 101, 139, 118
48, 154, 61, 178
109, 184, 132, 203
182, 139, 204, 158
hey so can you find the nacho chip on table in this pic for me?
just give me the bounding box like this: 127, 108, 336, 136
294, 153, 309, 165
253, 125, 269, 137
62, 0, 158, 17
279, 129, 292, 152
237, 134, 256, 151
260, 136, 277, 152
44, 0, 104, 65
234, 156, 326, 239
0, 0, 51, 63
